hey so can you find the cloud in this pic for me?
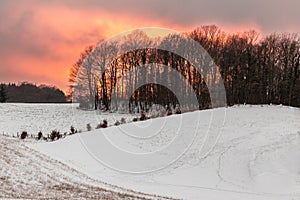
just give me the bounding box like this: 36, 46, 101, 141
35, 0, 300, 33
0, 0, 299, 92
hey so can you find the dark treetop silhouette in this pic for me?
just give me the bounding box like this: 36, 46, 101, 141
1, 82, 66, 103
68, 25, 300, 111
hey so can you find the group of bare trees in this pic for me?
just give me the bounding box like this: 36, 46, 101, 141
191, 26, 300, 106
68, 25, 300, 112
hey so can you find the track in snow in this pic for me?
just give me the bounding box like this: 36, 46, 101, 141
0, 136, 172, 199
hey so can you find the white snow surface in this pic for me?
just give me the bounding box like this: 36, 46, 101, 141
27, 105, 300, 199
0, 137, 164, 199
0, 103, 134, 136
1, 103, 300, 199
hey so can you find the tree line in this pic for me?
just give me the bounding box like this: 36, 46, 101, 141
69, 25, 300, 112
0, 82, 66, 103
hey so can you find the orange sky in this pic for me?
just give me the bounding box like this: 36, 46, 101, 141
0, 2, 186, 93
0, 1, 299, 94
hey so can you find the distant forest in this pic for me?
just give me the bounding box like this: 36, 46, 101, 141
69, 25, 300, 112
0, 82, 66, 103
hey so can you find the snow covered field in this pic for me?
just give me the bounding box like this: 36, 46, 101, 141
1, 104, 300, 199
0, 137, 166, 199
0, 103, 134, 136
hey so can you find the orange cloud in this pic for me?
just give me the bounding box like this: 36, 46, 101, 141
0, 1, 267, 94
2, 5, 182, 93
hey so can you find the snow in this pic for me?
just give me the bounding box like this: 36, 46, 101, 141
0, 137, 166, 199
21, 104, 300, 200
0, 103, 134, 136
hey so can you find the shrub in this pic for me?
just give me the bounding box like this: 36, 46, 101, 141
140, 112, 147, 121
50, 131, 56, 141
132, 117, 138, 122
50, 130, 61, 141
101, 120, 108, 128
70, 126, 76, 135
86, 123, 92, 131
120, 118, 126, 124
20, 131, 27, 140
166, 106, 172, 116
37, 131, 43, 140
175, 107, 181, 114
114, 120, 121, 126
96, 120, 108, 129
57, 132, 62, 139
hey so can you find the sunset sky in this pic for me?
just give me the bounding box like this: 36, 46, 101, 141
0, 0, 299, 93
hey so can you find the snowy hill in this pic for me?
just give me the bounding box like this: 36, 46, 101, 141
0, 137, 165, 199
28, 105, 300, 200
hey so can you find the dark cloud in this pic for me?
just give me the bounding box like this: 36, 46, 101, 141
38, 0, 300, 33
1, 0, 300, 38
0, 5, 57, 60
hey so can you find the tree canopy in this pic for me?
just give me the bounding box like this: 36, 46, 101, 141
69, 25, 300, 112
1, 82, 66, 103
